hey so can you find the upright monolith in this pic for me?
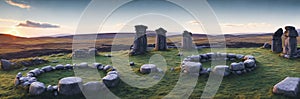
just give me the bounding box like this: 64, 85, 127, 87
272, 28, 283, 53
155, 28, 167, 51
283, 26, 298, 58
130, 25, 148, 55
182, 31, 193, 50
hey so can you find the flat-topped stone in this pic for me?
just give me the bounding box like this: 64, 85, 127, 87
58, 77, 83, 95
273, 77, 300, 97
181, 62, 202, 73
212, 65, 231, 76
102, 74, 120, 88
140, 64, 158, 74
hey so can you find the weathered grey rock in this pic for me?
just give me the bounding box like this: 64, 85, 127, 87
188, 55, 201, 62
103, 65, 113, 71
102, 74, 120, 88
130, 25, 148, 55
55, 64, 64, 70
29, 82, 45, 95
0, 59, 12, 71
88, 48, 99, 56
19, 77, 29, 83
283, 26, 298, 58
72, 49, 88, 58
140, 64, 158, 74
27, 72, 34, 77
107, 71, 119, 76
155, 28, 167, 51
181, 62, 202, 73
200, 54, 209, 59
182, 31, 194, 50
16, 72, 22, 78
58, 77, 83, 95
28, 77, 37, 83
212, 65, 231, 76
230, 62, 245, 71
272, 28, 283, 53
243, 55, 255, 61
41, 66, 53, 72
53, 85, 58, 91
244, 59, 256, 68
14, 78, 20, 86
47, 85, 54, 92
64, 64, 73, 69
22, 81, 31, 87
227, 53, 236, 58
75, 62, 89, 68
29, 68, 41, 76
273, 77, 300, 97
236, 54, 245, 59
129, 62, 135, 66
262, 42, 271, 49
93, 63, 102, 69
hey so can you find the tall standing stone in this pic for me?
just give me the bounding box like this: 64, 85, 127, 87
283, 26, 298, 58
182, 31, 193, 50
130, 25, 148, 55
272, 28, 283, 53
155, 28, 167, 51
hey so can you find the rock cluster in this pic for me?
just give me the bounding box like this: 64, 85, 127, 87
181, 53, 257, 76
14, 62, 120, 96
1, 58, 48, 71
273, 77, 300, 97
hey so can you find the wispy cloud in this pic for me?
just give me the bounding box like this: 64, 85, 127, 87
5, 0, 30, 9
17, 20, 60, 28
187, 20, 201, 25
221, 23, 273, 28
0, 18, 22, 23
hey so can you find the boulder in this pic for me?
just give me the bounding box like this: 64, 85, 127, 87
55, 64, 65, 70
29, 82, 46, 95
273, 77, 300, 97
29, 68, 41, 76
102, 74, 120, 88
93, 63, 102, 69
212, 65, 231, 76
77, 62, 89, 68
107, 71, 119, 76
230, 62, 245, 71
58, 77, 83, 95
244, 59, 256, 68
140, 64, 158, 74
103, 65, 113, 71
0, 59, 12, 70
64, 64, 73, 69
262, 42, 271, 49
181, 62, 202, 73
41, 66, 53, 72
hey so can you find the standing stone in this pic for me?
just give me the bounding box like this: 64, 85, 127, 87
283, 26, 298, 58
29, 82, 46, 95
272, 28, 283, 53
0, 59, 12, 71
182, 31, 193, 50
130, 25, 148, 55
58, 77, 83, 95
155, 28, 167, 51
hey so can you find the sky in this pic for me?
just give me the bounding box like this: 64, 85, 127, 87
0, 0, 300, 37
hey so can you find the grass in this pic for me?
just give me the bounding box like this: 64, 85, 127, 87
0, 48, 299, 99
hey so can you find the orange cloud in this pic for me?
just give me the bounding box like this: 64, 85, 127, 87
5, 0, 30, 9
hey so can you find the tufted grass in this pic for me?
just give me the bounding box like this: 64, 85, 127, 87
0, 48, 299, 99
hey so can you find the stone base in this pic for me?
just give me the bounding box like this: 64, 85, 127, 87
273, 77, 300, 97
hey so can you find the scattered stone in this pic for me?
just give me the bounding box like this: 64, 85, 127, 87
227, 53, 236, 58
273, 77, 300, 97
107, 71, 119, 76
29, 82, 45, 95
55, 64, 64, 70
212, 65, 231, 76
103, 65, 113, 71
229, 62, 245, 71
102, 74, 120, 88
181, 62, 202, 73
140, 64, 158, 74
76, 62, 89, 68
52, 60, 59, 63
236, 54, 245, 59
22, 67, 28, 71
262, 42, 271, 49
41, 66, 53, 72
189, 55, 201, 62
244, 55, 255, 61
129, 62, 135, 66
64, 64, 73, 70
58, 77, 83, 95
0, 59, 12, 70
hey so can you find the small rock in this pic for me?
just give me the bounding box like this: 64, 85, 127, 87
22, 67, 28, 71
47, 85, 54, 92
262, 42, 271, 49
107, 71, 119, 75
140, 64, 158, 74
55, 64, 65, 70
129, 62, 135, 66
103, 65, 113, 71
64, 64, 73, 69
52, 60, 59, 63
29, 68, 41, 76
41, 66, 53, 72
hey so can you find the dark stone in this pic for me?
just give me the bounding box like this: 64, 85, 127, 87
58, 77, 83, 95
103, 65, 113, 71
262, 42, 271, 49
229, 62, 245, 71
140, 64, 158, 74
129, 62, 135, 66
64, 64, 73, 69
102, 74, 120, 88
0, 59, 12, 70
41, 66, 53, 72
273, 77, 300, 97
55, 64, 65, 70
29, 68, 41, 76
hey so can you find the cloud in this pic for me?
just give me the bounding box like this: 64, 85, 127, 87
17, 20, 60, 28
187, 20, 201, 25
221, 23, 273, 28
5, 0, 30, 9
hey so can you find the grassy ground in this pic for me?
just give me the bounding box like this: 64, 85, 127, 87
0, 48, 299, 99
